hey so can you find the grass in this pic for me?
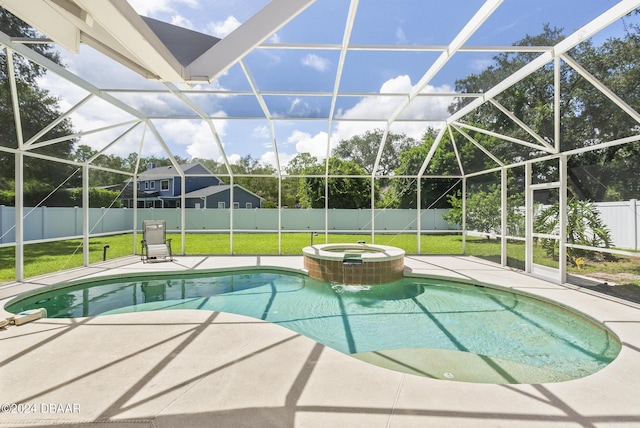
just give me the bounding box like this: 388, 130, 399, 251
0, 232, 463, 282
0, 234, 136, 282
2, 233, 639, 303
464, 237, 640, 303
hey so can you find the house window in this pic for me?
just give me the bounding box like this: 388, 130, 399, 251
245, 202, 252, 209
150, 181, 155, 190
218, 202, 225, 209
144, 181, 149, 190
233, 202, 240, 209
161, 180, 169, 191
137, 182, 141, 190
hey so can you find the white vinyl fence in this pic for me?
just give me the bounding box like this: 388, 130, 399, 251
2, 201, 637, 250
0, 206, 456, 244
594, 199, 639, 251
0, 206, 134, 243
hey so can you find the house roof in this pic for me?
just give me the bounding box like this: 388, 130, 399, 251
182, 184, 232, 198
138, 163, 218, 180
161, 184, 264, 201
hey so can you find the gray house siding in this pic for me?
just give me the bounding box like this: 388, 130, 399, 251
204, 187, 261, 209
172, 176, 221, 196
126, 163, 261, 208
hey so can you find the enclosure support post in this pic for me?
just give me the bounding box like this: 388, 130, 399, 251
501, 167, 507, 266
324, 170, 329, 245
278, 176, 282, 255
525, 163, 533, 273
417, 177, 422, 254
82, 164, 89, 266
633, 199, 638, 251
229, 175, 234, 254
181, 174, 186, 255
559, 155, 568, 283
9, 49, 24, 282
15, 151, 24, 282
371, 176, 375, 244
554, 56, 561, 153
461, 177, 466, 255
133, 177, 138, 254
132, 127, 146, 256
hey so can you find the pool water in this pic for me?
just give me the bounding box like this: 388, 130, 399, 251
6, 269, 620, 384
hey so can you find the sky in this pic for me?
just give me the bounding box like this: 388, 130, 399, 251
32, 0, 638, 172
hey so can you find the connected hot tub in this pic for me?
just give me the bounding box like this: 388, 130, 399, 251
302, 243, 405, 285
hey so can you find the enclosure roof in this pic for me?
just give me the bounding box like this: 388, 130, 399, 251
0, 0, 639, 178
139, 16, 221, 69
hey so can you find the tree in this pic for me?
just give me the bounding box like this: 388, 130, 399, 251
191, 158, 226, 175
534, 198, 614, 264
449, 24, 640, 201
297, 157, 376, 209
73, 145, 135, 186
282, 152, 318, 207
137, 155, 188, 172
386, 130, 462, 209
443, 183, 524, 238
562, 32, 640, 201
0, 9, 61, 84
229, 155, 278, 204
285, 152, 318, 175
332, 129, 417, 175
0, 8, 77, 205
68, 188, 123, 208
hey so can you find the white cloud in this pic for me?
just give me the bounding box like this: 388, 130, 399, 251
289, 98, 301, 114
208, 16, 241, 38
252, 125, 271, 139
301, 54, 330, 72
226, 153, 241, 164
171, 15, 195, 30
333, 75, 450, 141
471, 58, 495, 72
259, 151, 293, 170
36, 69, 152, 157
129, 0, 198, 17
380, 74, 411, 93
396, 27, 407, 43
155, 116, 228, 160
269, 33, 281, 43
288, 130, 331, 159
274, 75, 450, 163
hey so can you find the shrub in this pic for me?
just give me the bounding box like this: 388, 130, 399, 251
534, 198, 614, 264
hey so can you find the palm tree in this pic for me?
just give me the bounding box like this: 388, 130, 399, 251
534, 198, 614, 265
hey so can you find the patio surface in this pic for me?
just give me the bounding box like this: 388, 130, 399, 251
1, 255, 639, 427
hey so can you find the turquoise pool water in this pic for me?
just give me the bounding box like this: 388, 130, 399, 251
5, 269, 620, 383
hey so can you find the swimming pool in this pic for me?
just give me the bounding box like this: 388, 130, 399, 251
5, 268, 620, 384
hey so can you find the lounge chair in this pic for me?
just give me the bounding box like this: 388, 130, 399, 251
141, 220, 173, 263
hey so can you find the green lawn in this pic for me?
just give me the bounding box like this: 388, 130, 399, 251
2, 233, 639, 294
0, 232, 464, 281
0, 234, 136, 282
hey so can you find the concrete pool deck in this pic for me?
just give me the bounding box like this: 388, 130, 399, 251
1, 255, 639, 427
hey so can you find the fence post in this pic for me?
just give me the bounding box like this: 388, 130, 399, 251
633, 199, 638, 251
0, 205, 4, 244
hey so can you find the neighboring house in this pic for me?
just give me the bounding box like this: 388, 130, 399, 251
122, 162, 264, 209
